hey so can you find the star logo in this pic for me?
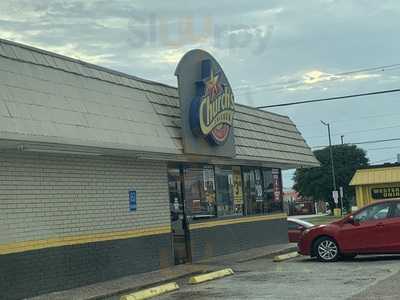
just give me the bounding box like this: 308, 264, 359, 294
189, 58, 235, 146
205, 71, 222, 98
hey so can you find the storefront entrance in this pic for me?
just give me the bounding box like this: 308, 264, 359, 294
167, 163, 284, 264
168, 167, 191, 264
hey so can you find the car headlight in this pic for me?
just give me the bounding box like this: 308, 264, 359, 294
302, 228, 311, 235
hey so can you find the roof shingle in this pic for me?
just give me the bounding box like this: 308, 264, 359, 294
0, 38, 318, 168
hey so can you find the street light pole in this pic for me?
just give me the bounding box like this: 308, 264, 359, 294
321, 121, 337, 206
340, 135, 345, 213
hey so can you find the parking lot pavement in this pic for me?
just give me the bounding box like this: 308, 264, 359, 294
156, 255, 400, 300
349, 264, 400, 300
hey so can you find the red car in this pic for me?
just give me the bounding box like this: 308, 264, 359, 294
287, 218, 314, 243
298, 200, 400, 262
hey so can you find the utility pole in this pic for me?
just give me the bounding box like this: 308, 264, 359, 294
340, 136, 345, 213
321, 121, 338, 209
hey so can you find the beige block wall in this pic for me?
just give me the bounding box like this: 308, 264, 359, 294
0, 152, 170, 245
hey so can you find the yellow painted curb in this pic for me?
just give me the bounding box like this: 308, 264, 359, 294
273, 252, 299, 262
188, 268, 234, 284
120, 282, 179, 300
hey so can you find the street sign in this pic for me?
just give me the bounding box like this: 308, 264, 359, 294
339, 187, 344, 199
332, 190, 339, 204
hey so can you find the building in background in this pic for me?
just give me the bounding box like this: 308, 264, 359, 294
283, 189, 321, 216
350, 163, 400, 208
0, 40, 318, 299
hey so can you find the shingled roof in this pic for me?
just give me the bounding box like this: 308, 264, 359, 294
0, 38, 319, 168
150, 94, 319, 167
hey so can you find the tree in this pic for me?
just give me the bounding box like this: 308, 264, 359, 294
293, 144, 369, 211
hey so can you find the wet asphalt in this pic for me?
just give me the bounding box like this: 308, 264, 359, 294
152, 255, 400, 300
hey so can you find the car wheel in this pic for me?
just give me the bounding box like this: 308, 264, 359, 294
314, 237, 340, 262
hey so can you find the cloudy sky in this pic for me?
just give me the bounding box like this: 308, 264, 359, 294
1, 0, 400, 187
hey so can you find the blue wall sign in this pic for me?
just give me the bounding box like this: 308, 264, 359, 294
129, 190, 137, 211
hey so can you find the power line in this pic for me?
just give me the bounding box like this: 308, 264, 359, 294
234, 63, 400, 94
256, 88, 400, 109
348, 138, 400, 146
335, 63, 400, 76
305, 124, 400, 140
312, 137, 400, 149
365, 146, 400, 152
370, 157, 397, 165
297, 111, 400, 127
234, 63, 400, 91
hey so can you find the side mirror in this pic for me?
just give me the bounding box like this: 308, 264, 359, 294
347, 215, 356, 225
297, 225, 305, 231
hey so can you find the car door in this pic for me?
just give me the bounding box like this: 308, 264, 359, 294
379, 201, 400, 252
339, 202, 392, 253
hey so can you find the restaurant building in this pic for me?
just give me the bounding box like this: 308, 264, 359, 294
350, 163, 400, 208
0, 39, 318, 299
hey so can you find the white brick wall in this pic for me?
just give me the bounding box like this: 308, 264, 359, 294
0, 152, 171, 244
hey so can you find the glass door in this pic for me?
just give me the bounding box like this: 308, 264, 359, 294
167, 166, 190, 264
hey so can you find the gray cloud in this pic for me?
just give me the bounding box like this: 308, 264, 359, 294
1, 0, 400, 187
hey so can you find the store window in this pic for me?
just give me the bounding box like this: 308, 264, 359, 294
243, 167, 264, 215
262, 168, 273, 213
262, 168, 283, 213
271, 168, 284, 213
242, 168, 252, 215
215, 166, 243, 216
183, 165, 216, 219
232, 166, 244, 215
178, 164, 282, 219
242, 167, 283, 215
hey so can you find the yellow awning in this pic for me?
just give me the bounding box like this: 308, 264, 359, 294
350, 166, 400, 186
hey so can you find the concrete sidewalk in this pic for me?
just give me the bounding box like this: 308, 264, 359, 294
30, 243, 296, 300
